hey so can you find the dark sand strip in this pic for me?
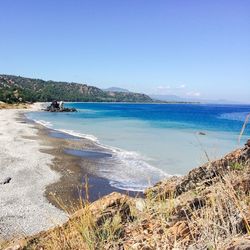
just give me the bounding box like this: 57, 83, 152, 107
24, 116, 142, 213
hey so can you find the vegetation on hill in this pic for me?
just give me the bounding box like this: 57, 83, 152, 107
0, 75, 153, 103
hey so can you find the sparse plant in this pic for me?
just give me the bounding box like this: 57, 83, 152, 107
230, 162, 244, 171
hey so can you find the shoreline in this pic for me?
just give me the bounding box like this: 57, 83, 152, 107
29, 119, 143, 210
0, 103, 141, 240
26, 106, 169, 192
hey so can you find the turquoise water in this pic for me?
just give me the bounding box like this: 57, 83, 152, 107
27, 103, 250, 191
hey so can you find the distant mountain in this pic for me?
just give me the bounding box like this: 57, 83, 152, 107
103, 87, 130, 93
150, 94, 187, 102
0, 74, 153, 103
150, 94, 241, 104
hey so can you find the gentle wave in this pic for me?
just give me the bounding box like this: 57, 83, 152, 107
31, 118, 169, 192
97, 146, 170, 192
57, 129, 99, 142
219, 112, 249, 122
33, 119, 99, 142
34, 119, 53, 128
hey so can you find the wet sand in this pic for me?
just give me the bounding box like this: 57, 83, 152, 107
25, 117, 142, 213
0, 104, 141, 240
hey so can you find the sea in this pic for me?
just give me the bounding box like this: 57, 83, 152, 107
26, 103, 250, 192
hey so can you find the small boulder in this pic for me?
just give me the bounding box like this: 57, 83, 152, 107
245, 139, 250, 147
198, 131, 206, 136
0, 177, 11, 185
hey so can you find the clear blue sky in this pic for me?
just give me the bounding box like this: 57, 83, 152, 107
0, 0, 249, 102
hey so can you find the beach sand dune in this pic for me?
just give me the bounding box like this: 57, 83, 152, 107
0, 106, 67, 240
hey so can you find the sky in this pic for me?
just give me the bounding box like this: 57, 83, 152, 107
0, 0, 249, 103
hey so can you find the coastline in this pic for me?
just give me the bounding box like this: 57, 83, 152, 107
31, 121, 142, 211
0, 103, 141, 240
1, 103, 249, 249
2, 101, 247, 242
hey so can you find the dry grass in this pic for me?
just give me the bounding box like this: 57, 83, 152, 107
0, 102, 30, 109
30, 204, 124, 250
21, 179, 127, 250
123, 164, 250, 249
2, 165, 249, 250
184, 173, 250, 249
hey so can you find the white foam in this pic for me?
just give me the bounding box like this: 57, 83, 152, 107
95, 146, 171, 192
109, 181, 150, 192
57, 129, 99, 142
34, 119, 53, 128
30, 116, 171, 192
30, 118, 99, 142
54, 126, 170, 192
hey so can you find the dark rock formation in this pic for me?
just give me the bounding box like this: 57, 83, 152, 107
45, 106, 77, 112
0, 177, 11, 185
198, 131, 206, 135
45, 101, 77, 112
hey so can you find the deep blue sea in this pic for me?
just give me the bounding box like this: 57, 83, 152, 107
27, 103, 250, 191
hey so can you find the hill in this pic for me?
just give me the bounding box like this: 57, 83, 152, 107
0, 75, 152, 103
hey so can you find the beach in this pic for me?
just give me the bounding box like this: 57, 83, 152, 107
0, 102, 249, 249
0, 104, 70, 240
0, 104, 139, 240
0, 102, 249, 241
27, 102, 250, 191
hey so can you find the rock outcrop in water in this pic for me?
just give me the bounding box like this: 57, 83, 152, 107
45, 101, 77, 112
3, 140, 250, 250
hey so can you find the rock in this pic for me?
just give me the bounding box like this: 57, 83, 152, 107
44, 101, 77, 112
245, 139, 250, 147
0, 177, 11, 184
135, 198, 146, 212
69, 192, 134, 237
4, 245, 22, 250
198, 131, 206, 135
167, 221, 191, 242
145, 176, 182, 199
45, 106, 77, 112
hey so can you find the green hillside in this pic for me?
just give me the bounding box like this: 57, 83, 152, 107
0, 74, 153, 103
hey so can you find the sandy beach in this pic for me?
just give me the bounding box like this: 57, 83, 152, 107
0, 103, 139, 241
0, 104, 68, 240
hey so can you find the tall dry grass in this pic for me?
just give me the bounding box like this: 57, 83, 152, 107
2, 165, 249, 249
183, 172, 250, 249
